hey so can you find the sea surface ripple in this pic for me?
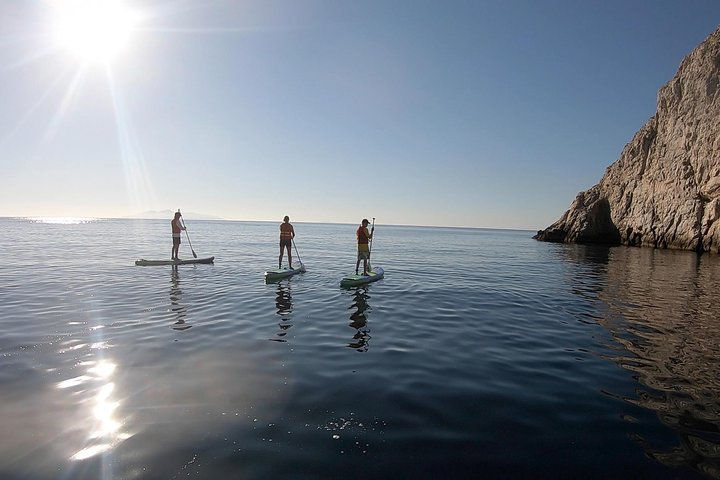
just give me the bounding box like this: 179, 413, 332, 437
0, 218, 718, 479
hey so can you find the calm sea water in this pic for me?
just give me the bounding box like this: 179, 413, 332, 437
1, 217, 719, 479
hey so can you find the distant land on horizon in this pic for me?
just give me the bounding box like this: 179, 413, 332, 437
1, 213, 533, 230
124, 210, 225, 221
121, 215, 532, 231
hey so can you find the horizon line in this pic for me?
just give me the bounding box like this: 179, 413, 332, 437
0, 215, 535, 232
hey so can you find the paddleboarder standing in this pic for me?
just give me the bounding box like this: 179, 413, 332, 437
171, 211, 186, 260
279, 215, 295, 269
355, 218, 374, 275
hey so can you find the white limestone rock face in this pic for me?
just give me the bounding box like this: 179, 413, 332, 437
535, 26, 720, 253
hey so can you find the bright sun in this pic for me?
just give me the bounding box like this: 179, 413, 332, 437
53, 0, 140, 63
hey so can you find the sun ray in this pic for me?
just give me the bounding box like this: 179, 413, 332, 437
44, 64, 88, 141
6, 43, 60, 71
105, 67, 157, 211
136, 26, 261, 34
0, 62, 78, 147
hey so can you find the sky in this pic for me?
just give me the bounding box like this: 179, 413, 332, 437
1, 0, 719, 229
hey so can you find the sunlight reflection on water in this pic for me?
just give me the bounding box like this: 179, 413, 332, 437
27, 216, 98, 224
55, 359, 130, 462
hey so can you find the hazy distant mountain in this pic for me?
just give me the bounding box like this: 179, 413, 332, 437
126, 210, 224, 220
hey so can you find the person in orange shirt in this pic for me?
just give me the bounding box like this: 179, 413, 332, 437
355, 218, 374, 275
279, 215, 295, 269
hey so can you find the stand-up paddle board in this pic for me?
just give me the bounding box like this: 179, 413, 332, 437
340, 267, 384, 287
265, 265, 306, 281
135, 257, 215, 266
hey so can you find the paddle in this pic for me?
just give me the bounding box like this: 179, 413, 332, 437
180, 216, 198, 258
292, 239, 306, 272
367, 217, 375, 272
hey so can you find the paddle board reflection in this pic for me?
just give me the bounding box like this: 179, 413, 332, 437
347, 287, 372, 352
270, 281, 293, 342
169, 265, 191, 330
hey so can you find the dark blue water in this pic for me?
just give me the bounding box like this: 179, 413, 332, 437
0, 217, 718, 479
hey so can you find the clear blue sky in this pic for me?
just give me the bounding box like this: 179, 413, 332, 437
1, 1, 718, 229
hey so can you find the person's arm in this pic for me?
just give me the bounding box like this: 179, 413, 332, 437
291, 226, 295, 239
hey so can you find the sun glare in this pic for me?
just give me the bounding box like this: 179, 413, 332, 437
53, 0, 140, 63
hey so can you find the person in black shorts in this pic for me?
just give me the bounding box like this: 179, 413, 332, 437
279, 216, 295, 269
171, 211, 186, 260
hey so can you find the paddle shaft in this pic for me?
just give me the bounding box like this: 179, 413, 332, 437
180, 217, 198, 258
367, 217, 375, 270
292, 238, 303, 266
368, 217, 375, 257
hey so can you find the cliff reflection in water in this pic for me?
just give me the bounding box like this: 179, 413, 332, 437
567, 244, 720, 477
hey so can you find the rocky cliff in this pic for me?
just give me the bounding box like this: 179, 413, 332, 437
535, 26, 720, 253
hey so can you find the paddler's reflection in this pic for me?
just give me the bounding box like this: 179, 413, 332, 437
271, 281, 293, 342
347, 287, 371, 352
170, 265, 191, 330
275, 282, 293, 316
